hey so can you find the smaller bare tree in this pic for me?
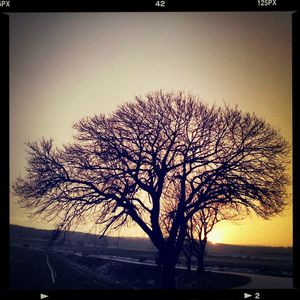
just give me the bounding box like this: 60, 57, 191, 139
181, 237, 193, 274
183, 203, 240, 273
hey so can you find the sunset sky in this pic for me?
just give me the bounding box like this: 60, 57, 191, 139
9, 12, 292, 247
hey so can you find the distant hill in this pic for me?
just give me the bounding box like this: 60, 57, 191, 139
10, 224, 292, 260
206, 242, 292, 260
10, 224, 156, 250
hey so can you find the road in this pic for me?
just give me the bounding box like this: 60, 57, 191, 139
10, 245, 113, 290
229, 271, 293, 289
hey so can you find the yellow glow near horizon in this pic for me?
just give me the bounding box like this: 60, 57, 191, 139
207, 229, 224, 244
205, 205, 293, 247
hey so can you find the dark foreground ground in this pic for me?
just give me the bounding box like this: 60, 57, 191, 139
10, 224, 293, 278
10, 245, 250, 290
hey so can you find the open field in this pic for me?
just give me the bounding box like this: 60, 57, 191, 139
10, 245, 112, 290
10, 224, 293, 279
10, 245, 252, 290
49, 244, 292, 278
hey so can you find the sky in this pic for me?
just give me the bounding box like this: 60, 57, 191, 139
9, 12, 293, 247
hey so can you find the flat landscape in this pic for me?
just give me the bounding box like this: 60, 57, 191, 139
9, 225, 293, 290
10, 245, 113, 290
10, 245, 252, 290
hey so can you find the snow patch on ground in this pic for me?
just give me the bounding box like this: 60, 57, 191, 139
88, 254, 155, 265
57, 250, 292, 280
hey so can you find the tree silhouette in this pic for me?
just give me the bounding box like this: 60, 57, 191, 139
183, 203, 239, 274
13, 91, 290, 288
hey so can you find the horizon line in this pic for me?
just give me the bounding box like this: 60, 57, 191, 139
10, 223, 293, 248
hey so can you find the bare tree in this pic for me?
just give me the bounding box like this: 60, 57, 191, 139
189, 207, 221, 274
181, 237, 194, 274
185, 203, 239, 273
13, 91, 290, 288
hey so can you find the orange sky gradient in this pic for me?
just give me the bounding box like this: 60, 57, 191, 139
9, 12, 292, 247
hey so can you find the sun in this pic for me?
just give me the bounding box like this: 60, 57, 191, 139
208, 229, 223, 244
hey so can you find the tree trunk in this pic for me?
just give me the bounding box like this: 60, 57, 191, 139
161, 260, 176, 289
182, 244, 192, 274
186, 255, 192, 274
197, 241, 206, 273
197, 250, 205, 273
159, 252, 177, 289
